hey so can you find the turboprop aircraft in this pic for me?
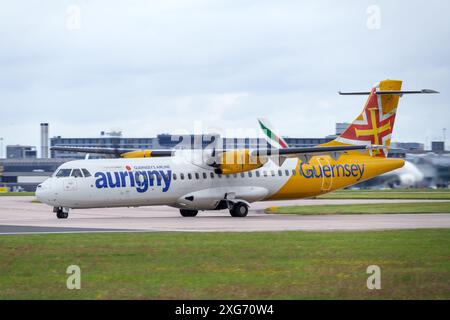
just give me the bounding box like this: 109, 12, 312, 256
36, 80, 438, 218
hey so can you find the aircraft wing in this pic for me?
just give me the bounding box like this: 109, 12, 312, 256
50, 146, 174, 158
204, 144, 385, 174
51, 146, 132, 154
251, 144, 384, 163
252, 145, 368, 155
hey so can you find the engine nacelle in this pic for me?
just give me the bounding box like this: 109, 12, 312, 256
121, 150, 173, 158
121, 150, 154, 158
214, 149, 265, 174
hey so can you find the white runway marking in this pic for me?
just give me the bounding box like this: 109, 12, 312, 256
0, 196, 449, 233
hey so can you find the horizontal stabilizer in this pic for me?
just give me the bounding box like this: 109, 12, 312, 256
338, 89, 439, 96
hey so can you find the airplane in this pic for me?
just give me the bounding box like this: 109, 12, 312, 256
36, 80, 438, 219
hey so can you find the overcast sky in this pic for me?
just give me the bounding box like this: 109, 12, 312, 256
1, 0, 449, 154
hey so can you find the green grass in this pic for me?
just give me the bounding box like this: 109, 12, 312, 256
0, 230, 449, 299
318, 188, 450, 199
266, 202, 450, 215
0, 192, 35, 196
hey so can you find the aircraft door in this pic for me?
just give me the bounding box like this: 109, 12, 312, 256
317, 157, 333, 192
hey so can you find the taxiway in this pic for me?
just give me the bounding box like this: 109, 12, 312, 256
0, 196, 449, 234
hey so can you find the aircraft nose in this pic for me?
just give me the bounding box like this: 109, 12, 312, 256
35, 184, 45, 201
35, 180, 51, 203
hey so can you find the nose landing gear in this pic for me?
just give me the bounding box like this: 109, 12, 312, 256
54, 207, 69, 219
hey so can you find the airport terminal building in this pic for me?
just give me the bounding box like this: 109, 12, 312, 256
50, 132, 334, 159
0, 158, 71, 192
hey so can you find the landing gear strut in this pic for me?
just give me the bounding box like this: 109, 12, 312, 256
180, 209, 198, 217
54, 207, 69, 219
229, 202, 249, 217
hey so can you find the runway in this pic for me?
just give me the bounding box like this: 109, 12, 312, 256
1, 196, 450, 234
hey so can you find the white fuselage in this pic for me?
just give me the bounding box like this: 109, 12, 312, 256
36, 154, 296, 210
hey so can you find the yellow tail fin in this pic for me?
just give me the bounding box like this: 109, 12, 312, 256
324, 79, 402, 157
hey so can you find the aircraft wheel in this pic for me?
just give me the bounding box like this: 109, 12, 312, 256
180, 209, 198, 217
230, 202, 248, 217
56, 208, 69, 219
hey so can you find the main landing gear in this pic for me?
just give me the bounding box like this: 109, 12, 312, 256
54, 207, 69, 219
179, 209, 198, 217
178, 202, 249, 217
229, 202, 249, 217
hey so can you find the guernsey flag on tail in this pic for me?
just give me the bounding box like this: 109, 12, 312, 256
326, 79, 403, 157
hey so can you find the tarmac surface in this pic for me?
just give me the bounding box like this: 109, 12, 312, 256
1, 196, 450, 234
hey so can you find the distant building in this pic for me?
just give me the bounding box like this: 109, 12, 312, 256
0, 158, 70, 192
50, 133, 219, 159
51, 132, 153, 159
51, 132, 334, 159
6, 145, 37, 159
387, 149, 406, 159
391, 142, 424, 152
431, 141, 445, 153
40, 123, 49, 158
335, 123, 350, 135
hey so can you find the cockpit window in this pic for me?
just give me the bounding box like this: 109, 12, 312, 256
56, 169, 72, 177
71, 169, 83, 178
82, 169, 91, 177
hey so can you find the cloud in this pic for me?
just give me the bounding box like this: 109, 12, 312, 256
0, 0, 449, 152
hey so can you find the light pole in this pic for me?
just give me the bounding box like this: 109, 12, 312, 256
0, 137, 3, 159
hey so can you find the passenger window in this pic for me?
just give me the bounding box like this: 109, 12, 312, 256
233, 174, 237, 178
292, 169, 296, 176
210, 172, 214, 179
188, 173, 192, 180
195, 173, 200, 179
82, 169, 91, 177
271, 170, 275, 177
56, 169, 72, 177
278, 170, 282, 176
248, 171, 253, 177
203, 172, 207, 179
173, 173, 177, 180
255, 171, 260, 177
285, 169, 289, 176
226, 174, 230, 178
71, 169, 83, 178
263, 171, 268, 177
218, 174, 222, 179
240, 172, 245, 178
180, 173, 185, 180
